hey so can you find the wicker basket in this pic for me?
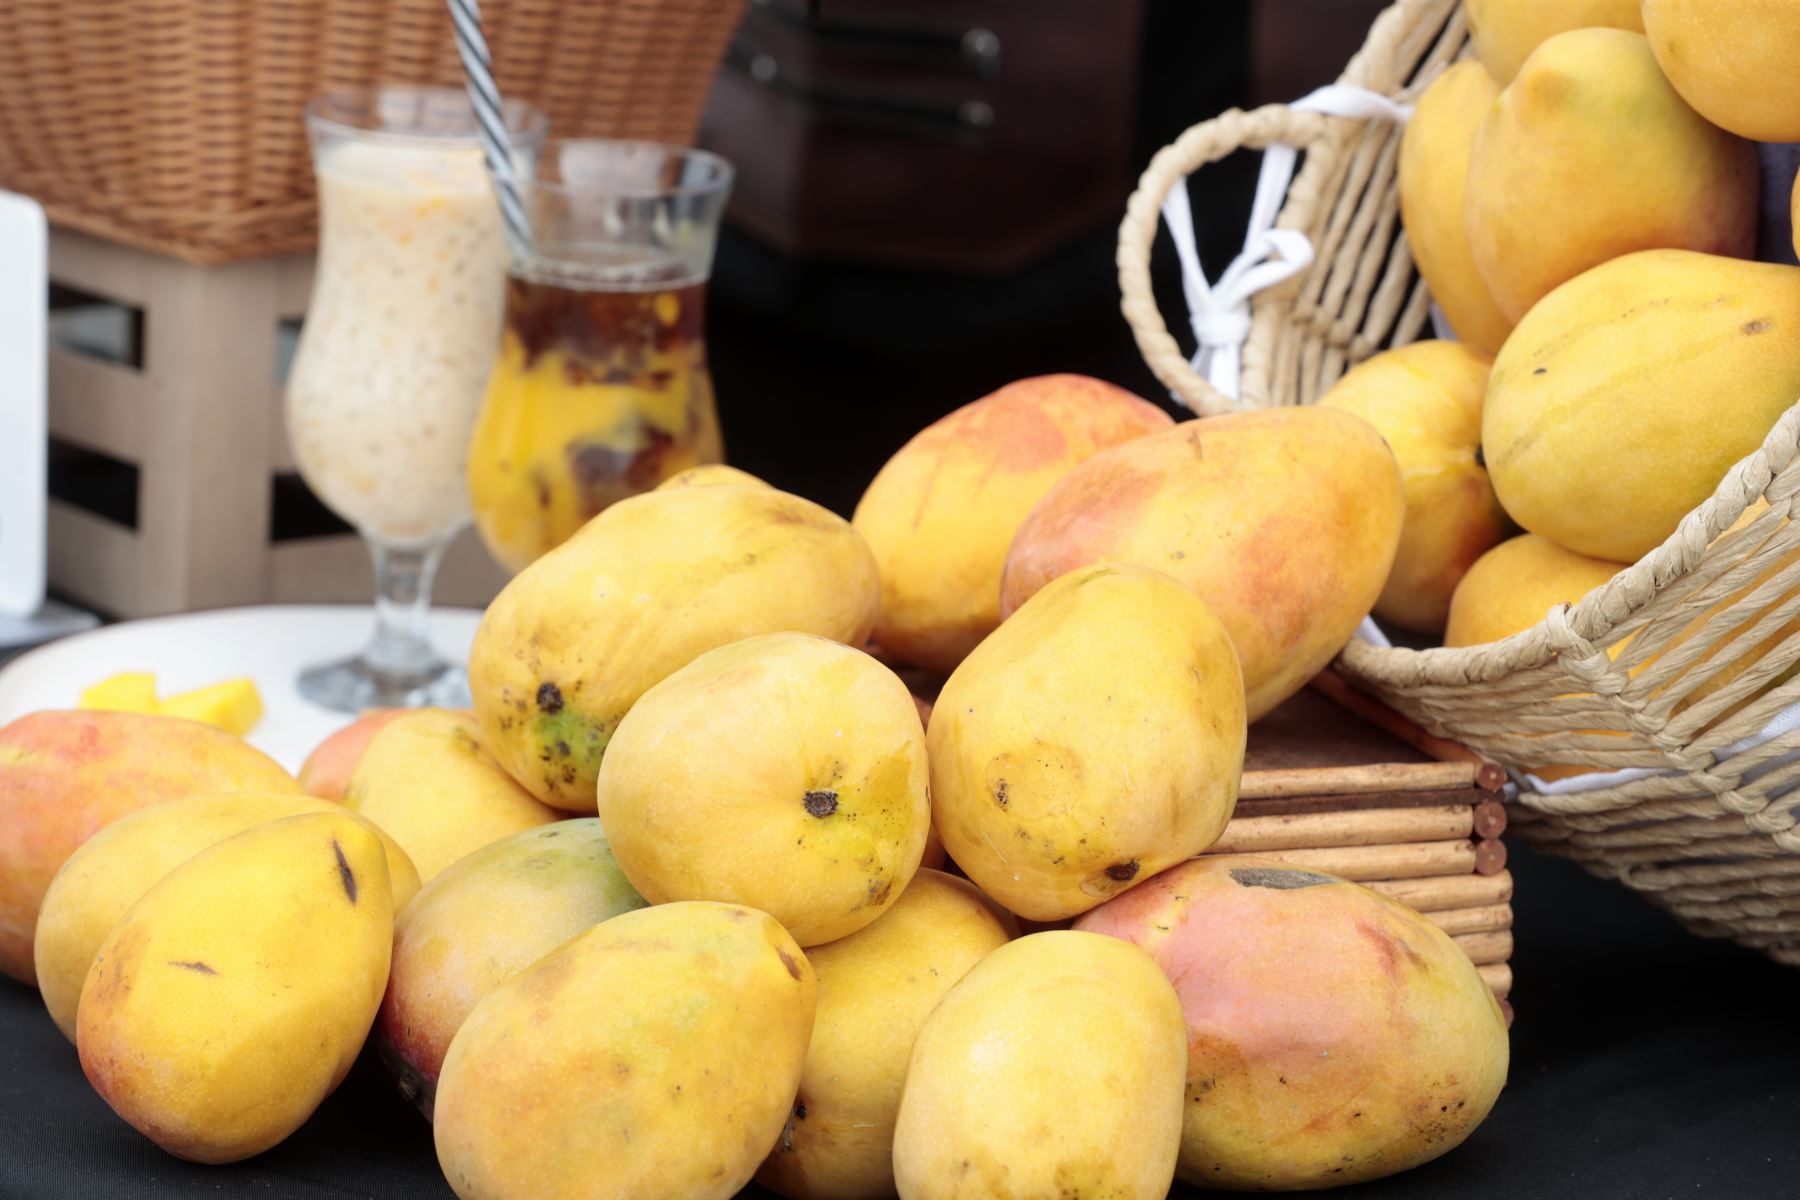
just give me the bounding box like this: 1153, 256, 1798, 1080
1117, 0, 1800, 966
0, 0, 744, 263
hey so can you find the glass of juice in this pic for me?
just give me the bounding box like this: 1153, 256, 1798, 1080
286, 87, 545, 711
467, 141, 734, 573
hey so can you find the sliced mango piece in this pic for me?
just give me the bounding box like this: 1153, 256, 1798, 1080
77, 673, 160, 715
159, 678, 264, 736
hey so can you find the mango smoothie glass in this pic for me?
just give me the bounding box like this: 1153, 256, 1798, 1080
467, 142, 733, 573
287, 87, 545, 711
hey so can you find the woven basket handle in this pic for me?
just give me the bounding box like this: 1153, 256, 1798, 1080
1118, 91, 1408, 416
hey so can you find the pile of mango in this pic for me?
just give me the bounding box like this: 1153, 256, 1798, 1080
2, 368, 1517, 1197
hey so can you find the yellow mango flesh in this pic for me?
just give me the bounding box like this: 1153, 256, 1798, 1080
434, 901, 816, 1200
377, 819, 646, 1113
77, 673, 159, 715
932, 563, 1244, 921
1645, 0, 1800, 142
157, 678, 263, 736
469, 483, 881, 810
1321, 341, 1507, 633
36, 792, 417, 1043
1466, 0, 1644, 83
892, 930, 1186, 1200
0, 710, 297, 984
77, 812, 393, 1163
852, 374, 1172, 675
345, 708, 557, 883
1483, 249, 1800, 562
1001, 408, 1403, 721
1399, 62, 1513, 354
1465, 28, 1757, 323
1075, 856, 1509, 1189
654, 463, 768, 490
757, 870, 1016, 1200
1444, 533, 1626, 648
597, 632, 929, 946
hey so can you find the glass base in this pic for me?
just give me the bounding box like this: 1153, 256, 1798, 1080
297, 652, 471, 715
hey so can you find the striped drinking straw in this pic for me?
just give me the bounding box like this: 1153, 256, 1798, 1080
445, 0, 534, 260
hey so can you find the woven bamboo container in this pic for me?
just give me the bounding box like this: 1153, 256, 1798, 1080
0, 0, 745, 263
1116, 0, 1800, 966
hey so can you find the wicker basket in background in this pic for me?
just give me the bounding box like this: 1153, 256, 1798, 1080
0, 0, 745, 263
1118, 0, 1800, 966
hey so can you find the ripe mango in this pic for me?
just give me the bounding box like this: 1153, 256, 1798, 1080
655, 463, 768, 490
931, 564, 1243, 921
597, 632, 929, 946
469, 483, 881, 810
852, 375, 1172, 675
1320, 341, 1508, 633
1075, 856, 1509, 1189
1002, 408, 1403, 721
1465, 28, 1757, 323
377, 819, 646, 1115
434, 901, 816, 1200
1399, 62, 1512, 353
1466, 0, 1644, 83
1445, 534, 1626, 648
345, 709, 557, 883
757, 869, 1016, 1200
297, 709, 405, 801
892, 930, 1186, 1200
36, 792, 417, 1043
1483, 250, 1800, 562
1645, 0, 1800, 142
0, 710, 297, 984
78, 812, 393, 1163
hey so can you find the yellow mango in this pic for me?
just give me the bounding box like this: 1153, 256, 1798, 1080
1076, 857, 1509, 1189
0, 710, 298, 984
933, 564, 1243, 921
297, 709, 406, 802
77, 812, 393, 1163
77, 673, 159, 715
1002, 408, 1403, 721
1445, 534, 1626, 648
345, 708, 557, 883
892, 930, 1185, 1200
157, 678, 263, 736
1466, 0, 1644, 83
36, 792, 418, 1043
1320, 341, 1509, 633
1483, 250, 1800, 562
1645, 0, 1800, 142
1465, 29, 1757, 324
377, 819, 646, 1115
435, 901, 816, 1200
757, 870, 1016, 1200
470, 483, 881, 810
852, 375, 1172, 675
655, 463, 768, 490
1399, 62, 1513, 353
598, 633, 928, 946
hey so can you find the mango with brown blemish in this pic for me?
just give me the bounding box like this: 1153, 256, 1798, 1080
434, 901, 816, 1200
345, 708, 558, 883
892, 930, 1186, 1200
376, 819, 646, 1116
757, 869, 1016, 1200
0, 710, 298, 984
1001, 408, 1403, 721
469, 483, 881, 811
597, 632, 929, 946
852, 374, 1172, 676
930, 563, 1243, 922
35, 792, 417, 1043
297, 709, 406, 801
1074, 855, 1509, 1190
77, 812, 393, 1163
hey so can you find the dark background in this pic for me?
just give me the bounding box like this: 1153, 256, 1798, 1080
9, 1, 1800, 1197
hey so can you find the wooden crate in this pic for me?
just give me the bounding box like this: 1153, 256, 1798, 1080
43, 228, 509, 619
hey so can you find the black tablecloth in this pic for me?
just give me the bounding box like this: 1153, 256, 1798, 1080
4, 839, 1798, 1200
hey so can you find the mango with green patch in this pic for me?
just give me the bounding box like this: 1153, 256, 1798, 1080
598, 632, 928, 946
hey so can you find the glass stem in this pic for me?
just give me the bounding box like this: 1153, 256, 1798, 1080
363, 538, 448, 678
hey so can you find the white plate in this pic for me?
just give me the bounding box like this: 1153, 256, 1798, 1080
0, 605, 482, 771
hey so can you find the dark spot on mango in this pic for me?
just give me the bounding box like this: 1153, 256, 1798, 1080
1104, 860, 1140, 882
536, 682, 564, 714
332, 839, 358, 904
555, 740, 571, 758
1230, 866, 1333, 890
1531, 367, 1547, 376
803, 790, 839, 818
795, 1101, 808, 1120
1473, 445, 1486, 468
1744, 319, 1771, 335
777, 946, 803, 980
169, 960, 217, 975
993, 779, 1009, 809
